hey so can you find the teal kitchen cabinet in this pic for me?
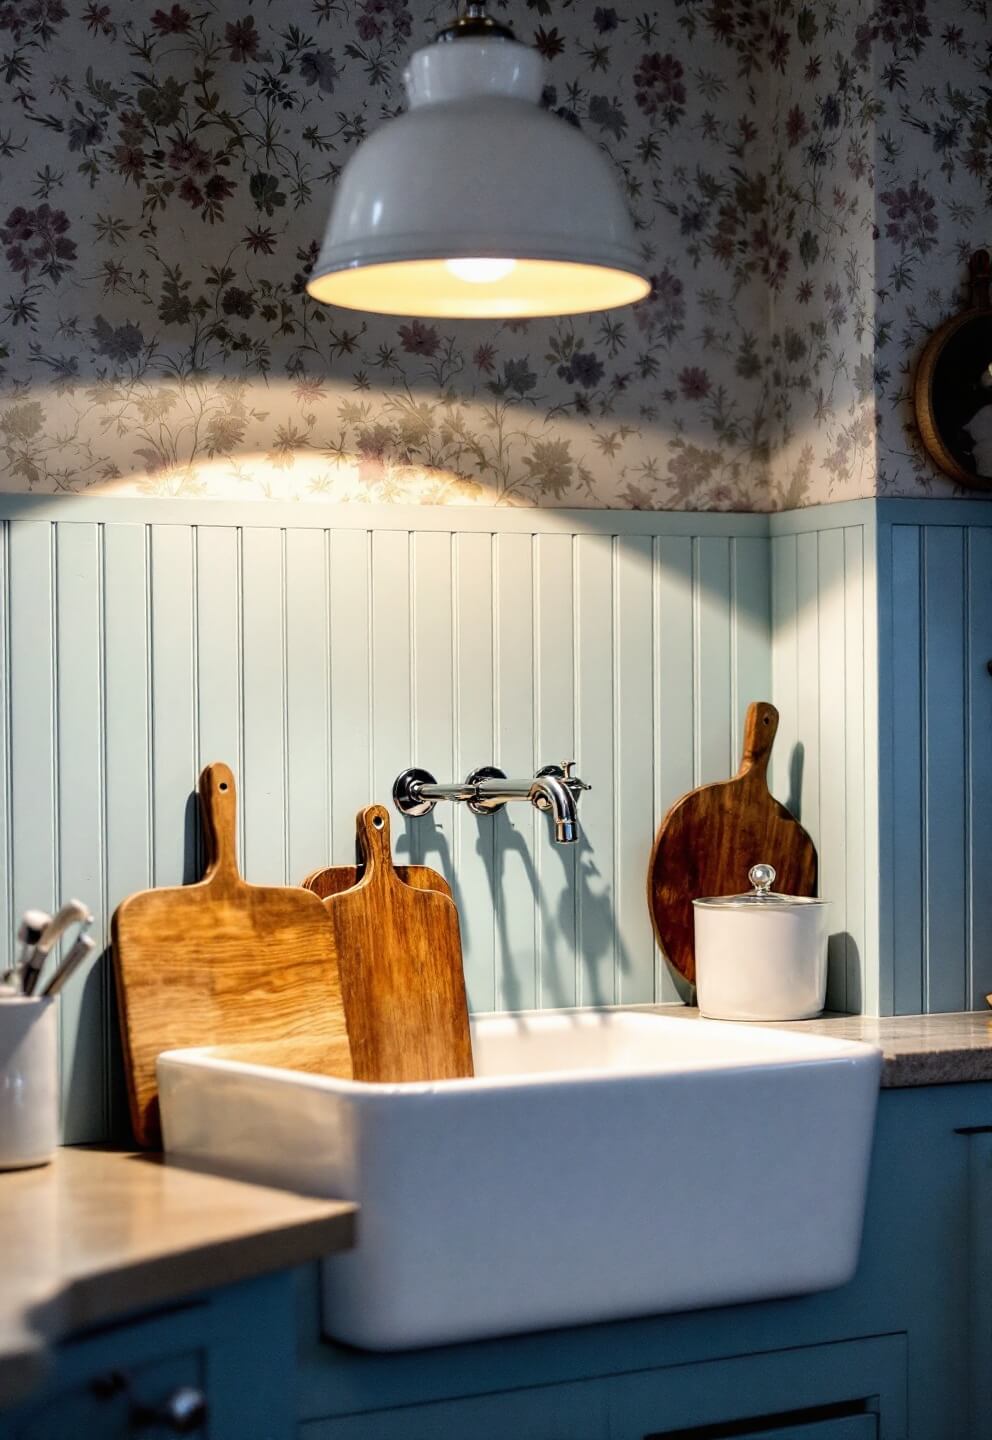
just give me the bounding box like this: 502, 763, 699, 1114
0, 1272, 297, 1440
296, 1082, 991, 1439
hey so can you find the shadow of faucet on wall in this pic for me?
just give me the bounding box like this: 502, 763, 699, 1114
393, 807, 633, 1014
487, 817, 632, 1012
392, 813, 473, 948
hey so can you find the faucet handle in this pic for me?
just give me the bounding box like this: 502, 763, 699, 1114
537, 761, 591, 793
561, 760, 591, 792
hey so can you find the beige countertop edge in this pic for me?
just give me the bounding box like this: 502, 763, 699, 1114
645, 1004, 992, 1086
0, 1147, 356, 1408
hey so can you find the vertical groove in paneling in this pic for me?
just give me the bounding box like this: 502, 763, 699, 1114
0, 522, 11, 980
285, 530, 331, 883
964, 529, 973, 1010
575, 533, 616, 1006
534, 532, 576, 1008
149, 526, 196, 889
795, 531, 820, 839
615, 535, 654, 1004
241, 529, 286, 884
770, 534, 799, 809
453, 532, 495, 1011
843, 528, 867, 1014
492, 532, 535, 1011
55, 524, 107, 1140
370, 530, 412, 813
695, 537, 733, 784
967, 528, 992, 1007
280, 531, 291, 883
328, 530, 371, 863
922, 526, 968, 1013
195, 526, 241, 808
890, 524, 924, 1014
655, 535, 695, 1003
816, 529, 848, 1014
103, 523, 151, 1138
408, 531, 454, 877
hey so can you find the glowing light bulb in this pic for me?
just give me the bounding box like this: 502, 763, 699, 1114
444, 257, 518, 285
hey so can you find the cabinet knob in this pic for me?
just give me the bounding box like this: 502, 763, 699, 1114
131, 1385, 208, 1434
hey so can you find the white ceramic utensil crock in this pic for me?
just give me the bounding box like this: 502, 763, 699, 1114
693, 863, 829, 1022
0, 996, 58, 1169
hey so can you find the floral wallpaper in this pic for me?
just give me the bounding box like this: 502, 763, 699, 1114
765, 0, 992, 505
0, 0, 988, 508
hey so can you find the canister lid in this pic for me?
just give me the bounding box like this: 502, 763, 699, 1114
692, 863, 828, 911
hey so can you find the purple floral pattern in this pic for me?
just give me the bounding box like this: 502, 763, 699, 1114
0, 0, 988, 506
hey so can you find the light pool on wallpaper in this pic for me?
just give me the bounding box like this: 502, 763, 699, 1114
1, 375, 774, 510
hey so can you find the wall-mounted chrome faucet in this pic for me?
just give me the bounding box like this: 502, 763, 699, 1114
393, 763, 590, 844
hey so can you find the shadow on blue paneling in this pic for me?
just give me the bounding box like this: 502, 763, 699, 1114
784, 742, 806, 820
183, 790, 201, 884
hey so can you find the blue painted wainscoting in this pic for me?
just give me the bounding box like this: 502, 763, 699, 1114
873, 499, 992, 1016
4, 492, 985, 1142
0, 496, 772, 1142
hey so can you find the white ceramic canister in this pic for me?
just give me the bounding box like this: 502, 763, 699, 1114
0, 996, 58, 1169
693, 864, 830, 1022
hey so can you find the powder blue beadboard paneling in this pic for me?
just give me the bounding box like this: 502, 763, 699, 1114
0, 497, 771, 1143
768, 503, 880, 1016
875, 502, 992, 1015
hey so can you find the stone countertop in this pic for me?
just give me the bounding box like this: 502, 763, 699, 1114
0, 1146, 356, 1407
653, 1005, 992, 1087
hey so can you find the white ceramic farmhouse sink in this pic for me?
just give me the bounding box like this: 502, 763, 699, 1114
157, 1009, 881, 1349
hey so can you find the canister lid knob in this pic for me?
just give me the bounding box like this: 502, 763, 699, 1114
748, 863, 776, 895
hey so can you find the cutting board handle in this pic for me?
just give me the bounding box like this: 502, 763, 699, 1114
199, 762, 241, 884
736, 702, 779, 783
355, 804, 399, 889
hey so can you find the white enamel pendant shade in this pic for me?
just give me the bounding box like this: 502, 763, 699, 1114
306, 33, 650, 319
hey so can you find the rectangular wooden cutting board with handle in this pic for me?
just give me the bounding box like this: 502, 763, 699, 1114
321, 805, 473, 1084
112, 762, 349, 1147
647, 701, 817, 990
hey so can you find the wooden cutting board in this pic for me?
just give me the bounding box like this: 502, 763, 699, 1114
647, 701, 817, 989
112, 762, 348, 1147
301, 861, 452, 902
322, 804, 473, 1083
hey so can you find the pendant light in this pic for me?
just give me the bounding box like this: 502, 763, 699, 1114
306, 3, 650, 319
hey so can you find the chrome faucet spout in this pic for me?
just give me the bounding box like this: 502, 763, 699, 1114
528, 774, 579, 845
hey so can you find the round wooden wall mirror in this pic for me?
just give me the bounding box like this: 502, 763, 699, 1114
914, 249, 992, 490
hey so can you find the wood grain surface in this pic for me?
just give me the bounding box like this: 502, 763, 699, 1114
302, 862, 452, 902
647, 701, 817, 988
322, 805, 473, 1083
112, 762, 348, 1147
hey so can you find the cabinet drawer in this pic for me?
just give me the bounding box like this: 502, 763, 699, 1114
614, 1335, 905, 1440
741, 1420, 876, 1440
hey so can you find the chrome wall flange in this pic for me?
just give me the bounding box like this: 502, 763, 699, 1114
465, 766, 508, 815
392, 767, 439, 817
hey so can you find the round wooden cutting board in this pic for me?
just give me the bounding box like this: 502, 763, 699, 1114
647, 701, 818, 990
